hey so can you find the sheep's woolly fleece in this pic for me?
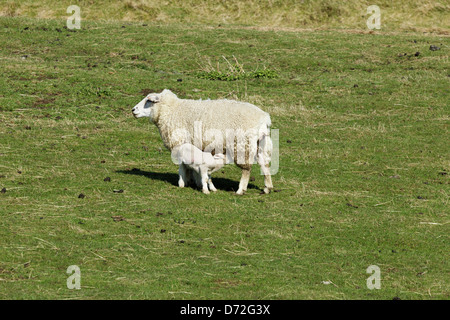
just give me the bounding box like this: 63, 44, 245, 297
151, 90, 271, 156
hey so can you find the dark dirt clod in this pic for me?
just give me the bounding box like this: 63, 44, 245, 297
414, 52, 420, 57
429, 45, 440, 51
160, 229, 166, 233
112, 216, 125, 222
287, 139, 292, 143
1, 187, 6, 193
25, 126, 31, 130
113, 189, 124, 193
250, 176, 255, 182
78, 193, 85, 199
103, 177, 111, 182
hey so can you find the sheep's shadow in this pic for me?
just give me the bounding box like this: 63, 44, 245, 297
116, 168, 261, 192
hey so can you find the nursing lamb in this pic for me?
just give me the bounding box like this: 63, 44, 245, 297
172, 143, 225, 194
132, 89, 273, 195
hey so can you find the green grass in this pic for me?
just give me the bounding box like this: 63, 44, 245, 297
0, 16, 449, 300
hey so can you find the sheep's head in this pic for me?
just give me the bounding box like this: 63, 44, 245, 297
131, 93, 160, 118
132, 89, 178, 119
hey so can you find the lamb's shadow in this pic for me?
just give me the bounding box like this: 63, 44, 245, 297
116, 168, 261, 192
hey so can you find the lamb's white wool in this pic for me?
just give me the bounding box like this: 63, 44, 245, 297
172, 143, 225, 194
132, 89, 273, 194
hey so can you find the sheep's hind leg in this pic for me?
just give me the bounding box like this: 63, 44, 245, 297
257, 158, 273, 194
257, 136, 273, 194
236, 168, 251, 195
262, 164, 273, 194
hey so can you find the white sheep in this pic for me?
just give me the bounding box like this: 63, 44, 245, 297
172, 143, 225, 194
132, 89, 273, 195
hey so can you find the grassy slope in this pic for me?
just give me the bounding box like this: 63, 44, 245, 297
0, 16, 449, 299
0, 0, 449, 32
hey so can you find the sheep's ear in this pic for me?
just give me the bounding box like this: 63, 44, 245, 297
147, 94, 160, 103
161, 89, 178, 99
158, 89, 178, 105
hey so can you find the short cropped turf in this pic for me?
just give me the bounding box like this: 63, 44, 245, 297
0, 16, 448, 299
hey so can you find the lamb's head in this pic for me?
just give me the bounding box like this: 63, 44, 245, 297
212, 153, 225, 170
131, 89, 178, 119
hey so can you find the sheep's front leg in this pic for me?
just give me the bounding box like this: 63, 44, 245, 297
236, 168, 251, 195
199, 168, 210, 194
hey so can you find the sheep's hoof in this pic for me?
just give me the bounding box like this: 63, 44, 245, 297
235, 190, 244, 195
263, 187, 272, 194
202, 190, 210, 195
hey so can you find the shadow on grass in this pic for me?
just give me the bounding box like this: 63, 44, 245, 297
116, 168, 261, 192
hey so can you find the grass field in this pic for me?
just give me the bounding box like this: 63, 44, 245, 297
0, 7, 449, 300
1, 0, 449, 33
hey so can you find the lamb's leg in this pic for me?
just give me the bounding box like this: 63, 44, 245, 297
207, 174, 217, 192
236, 168, 251, 195
200, 168, 210, 194
178, 164, 187, 188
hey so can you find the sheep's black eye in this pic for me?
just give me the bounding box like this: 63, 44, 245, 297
144, 100, 152, 109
